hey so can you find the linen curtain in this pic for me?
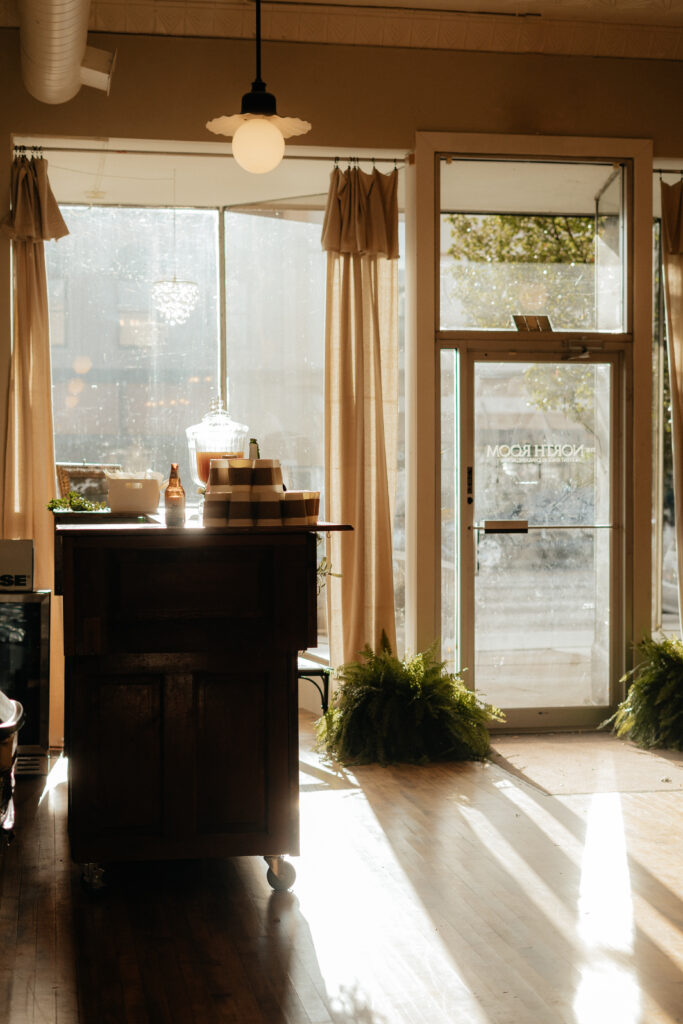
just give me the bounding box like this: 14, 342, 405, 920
1, 155, 68, 586
322, 166, 399, 668
661, 180, 683, 627
2, 156, 68, 747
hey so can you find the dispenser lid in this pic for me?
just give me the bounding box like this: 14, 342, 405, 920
185, 398, 249, 445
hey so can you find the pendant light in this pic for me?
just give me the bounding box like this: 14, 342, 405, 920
152, 169, 200, 326
205, 0, 311, 174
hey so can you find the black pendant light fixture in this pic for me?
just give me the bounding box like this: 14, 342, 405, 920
206, 0, 312, 174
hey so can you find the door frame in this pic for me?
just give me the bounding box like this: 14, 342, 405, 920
404, 132, 652, 723
453, 342, 626, 732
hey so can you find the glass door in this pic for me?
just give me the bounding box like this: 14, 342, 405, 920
455, 353, 620, 729
437, 153, 629, 730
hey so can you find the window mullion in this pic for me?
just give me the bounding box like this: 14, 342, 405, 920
219, 207, 227, 402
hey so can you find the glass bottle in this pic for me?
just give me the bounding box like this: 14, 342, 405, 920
164, 463, 186, 527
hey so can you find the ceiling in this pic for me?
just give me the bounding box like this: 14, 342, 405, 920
2, 0, 683, 61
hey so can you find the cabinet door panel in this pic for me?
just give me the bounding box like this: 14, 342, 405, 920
69, 672, 163, 834
195, 672, 270, 833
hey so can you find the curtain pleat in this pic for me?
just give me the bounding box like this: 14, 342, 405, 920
323, 167, 399, 667
661, 181, 683, 630
2, 156, 68, 746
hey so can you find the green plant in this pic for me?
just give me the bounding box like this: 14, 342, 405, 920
315, 534, 340, 595
47, 492, 106, 512
316, 555, 340, 595
600, 634, 683, 750
316, 632, 504, 765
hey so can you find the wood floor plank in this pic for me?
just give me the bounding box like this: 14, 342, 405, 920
1, 722, 682, 1024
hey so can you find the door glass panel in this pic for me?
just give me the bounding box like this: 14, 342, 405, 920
473, 361, 611, 709
439, 160, 626, 332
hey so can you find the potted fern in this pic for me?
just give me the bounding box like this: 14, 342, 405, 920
601, 634, 683, 750
316, 633, 504, 765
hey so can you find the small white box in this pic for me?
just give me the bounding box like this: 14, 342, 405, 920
0, 540, 34, 591
106, 473, 163, 514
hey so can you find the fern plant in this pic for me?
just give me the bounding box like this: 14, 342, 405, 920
601, 634, 683, 750
316, 633, 504, 765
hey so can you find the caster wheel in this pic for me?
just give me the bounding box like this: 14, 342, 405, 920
265, 860, 296, 891
80, 862, 106, 892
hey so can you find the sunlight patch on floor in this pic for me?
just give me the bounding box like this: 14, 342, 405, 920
38, 752, 68, 806
573, 963, 641, 1024
295, 785, 492, 1024
573, 793, 640, 1024
456, 789, 582, 936
577, 793, 634, 951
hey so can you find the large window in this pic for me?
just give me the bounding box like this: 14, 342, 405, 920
46, 205, 326, 500
45, 162, 406, 655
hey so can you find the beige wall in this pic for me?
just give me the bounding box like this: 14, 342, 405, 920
3, 30, 683, 150
1, 26, 682, 742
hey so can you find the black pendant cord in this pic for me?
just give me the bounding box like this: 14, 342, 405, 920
255, 0, 262, 85
241, 0, 277, 115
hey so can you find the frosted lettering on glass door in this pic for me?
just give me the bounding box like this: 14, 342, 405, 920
473, 362, 611, 709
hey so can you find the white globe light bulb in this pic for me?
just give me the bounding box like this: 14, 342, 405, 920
232, 118, 285, 174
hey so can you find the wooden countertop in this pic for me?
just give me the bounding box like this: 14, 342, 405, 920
54, 515, 352, 535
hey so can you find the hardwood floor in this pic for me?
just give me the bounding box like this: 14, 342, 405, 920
1, 713, 681, 1023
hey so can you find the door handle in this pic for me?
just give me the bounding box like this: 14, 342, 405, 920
477, 520, 529, 534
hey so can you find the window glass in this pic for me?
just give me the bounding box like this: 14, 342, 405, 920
653, 216, 679, 633
224, 209, 406, 654
224, 208, 329, 646
394, 222, 406, 655
224, 209, 326, 495
439, 159, 625, 333
47, 206, 219, 491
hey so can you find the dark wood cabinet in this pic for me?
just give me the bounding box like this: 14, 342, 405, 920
56, 523, 323, 884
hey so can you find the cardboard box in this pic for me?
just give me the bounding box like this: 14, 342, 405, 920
0, 540, 34, 591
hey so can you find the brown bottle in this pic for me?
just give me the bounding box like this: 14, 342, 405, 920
164, 463, 186, 527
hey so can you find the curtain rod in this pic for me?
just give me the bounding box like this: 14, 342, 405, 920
654, 167, 683, 175
15, 144, 405, 166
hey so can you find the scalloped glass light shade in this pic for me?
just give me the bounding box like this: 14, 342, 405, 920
152, 278, 200, 326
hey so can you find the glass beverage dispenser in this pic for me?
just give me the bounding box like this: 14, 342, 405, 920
186, 399, 249, 492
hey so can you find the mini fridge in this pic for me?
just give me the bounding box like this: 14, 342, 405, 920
0, 591, 50, 773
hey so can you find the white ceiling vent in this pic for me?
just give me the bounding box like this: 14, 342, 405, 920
18, 0, 115, 104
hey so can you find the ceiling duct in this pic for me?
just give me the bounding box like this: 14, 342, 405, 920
18, 0, 115, 105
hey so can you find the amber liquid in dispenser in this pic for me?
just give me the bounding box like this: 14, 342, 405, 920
164, 463, 186, 526
195, 450, 243, 486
